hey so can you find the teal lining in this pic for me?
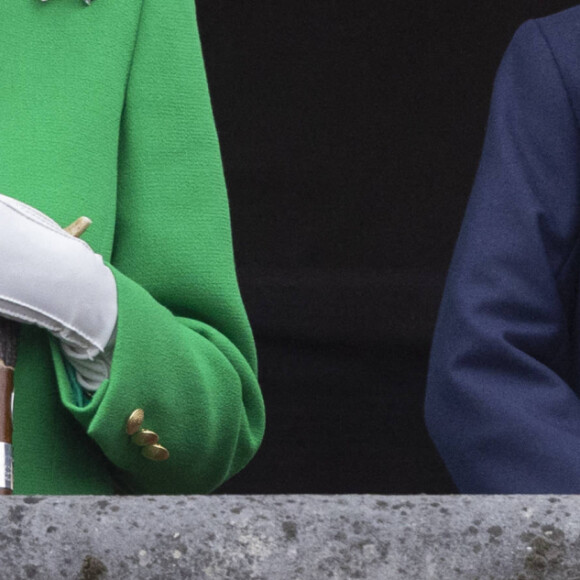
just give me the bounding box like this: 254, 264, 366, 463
63, 355, 92, 408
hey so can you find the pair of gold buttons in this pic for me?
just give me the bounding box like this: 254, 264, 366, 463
126, 409, 169, 461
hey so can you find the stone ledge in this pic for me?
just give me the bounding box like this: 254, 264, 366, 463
0, 494, 577, 579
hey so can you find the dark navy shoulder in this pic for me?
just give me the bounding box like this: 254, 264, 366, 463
530, 6, 580, 116
534, 4, 580, 33
534, 5, 580, 50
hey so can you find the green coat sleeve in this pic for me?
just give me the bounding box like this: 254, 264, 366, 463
49, 0, 265, 494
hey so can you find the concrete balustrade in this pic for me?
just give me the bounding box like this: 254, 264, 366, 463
0, 494, 578, 579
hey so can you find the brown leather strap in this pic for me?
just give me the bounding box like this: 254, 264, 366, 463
0, 365, 14, 495
0, 363, 13, 444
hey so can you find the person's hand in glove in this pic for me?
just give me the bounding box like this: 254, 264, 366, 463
0, 193, 118, 392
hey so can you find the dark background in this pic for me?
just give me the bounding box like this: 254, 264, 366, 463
193, 1, 580, 494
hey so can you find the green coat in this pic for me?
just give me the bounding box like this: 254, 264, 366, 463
1, 0, 265, 494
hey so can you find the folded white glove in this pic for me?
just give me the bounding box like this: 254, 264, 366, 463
0, 193, 118, 392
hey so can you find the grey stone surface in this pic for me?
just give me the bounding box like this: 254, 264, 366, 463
0, 494, 579, 579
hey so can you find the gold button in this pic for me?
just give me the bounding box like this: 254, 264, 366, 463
131, 429, 159, 447
142, 444, 170, 462
126, 409, 144, 435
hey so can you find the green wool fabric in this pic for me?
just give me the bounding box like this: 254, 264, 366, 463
1, 0, 265, 494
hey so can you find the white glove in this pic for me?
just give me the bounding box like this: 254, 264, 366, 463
0, 193, 118, 392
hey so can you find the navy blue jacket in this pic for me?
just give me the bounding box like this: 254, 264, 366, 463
425, 6, 580, 493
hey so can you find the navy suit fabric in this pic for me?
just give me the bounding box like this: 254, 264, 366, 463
425, 7, 580, 492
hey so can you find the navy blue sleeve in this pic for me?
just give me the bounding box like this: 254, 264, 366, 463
425, 19, 580, 493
